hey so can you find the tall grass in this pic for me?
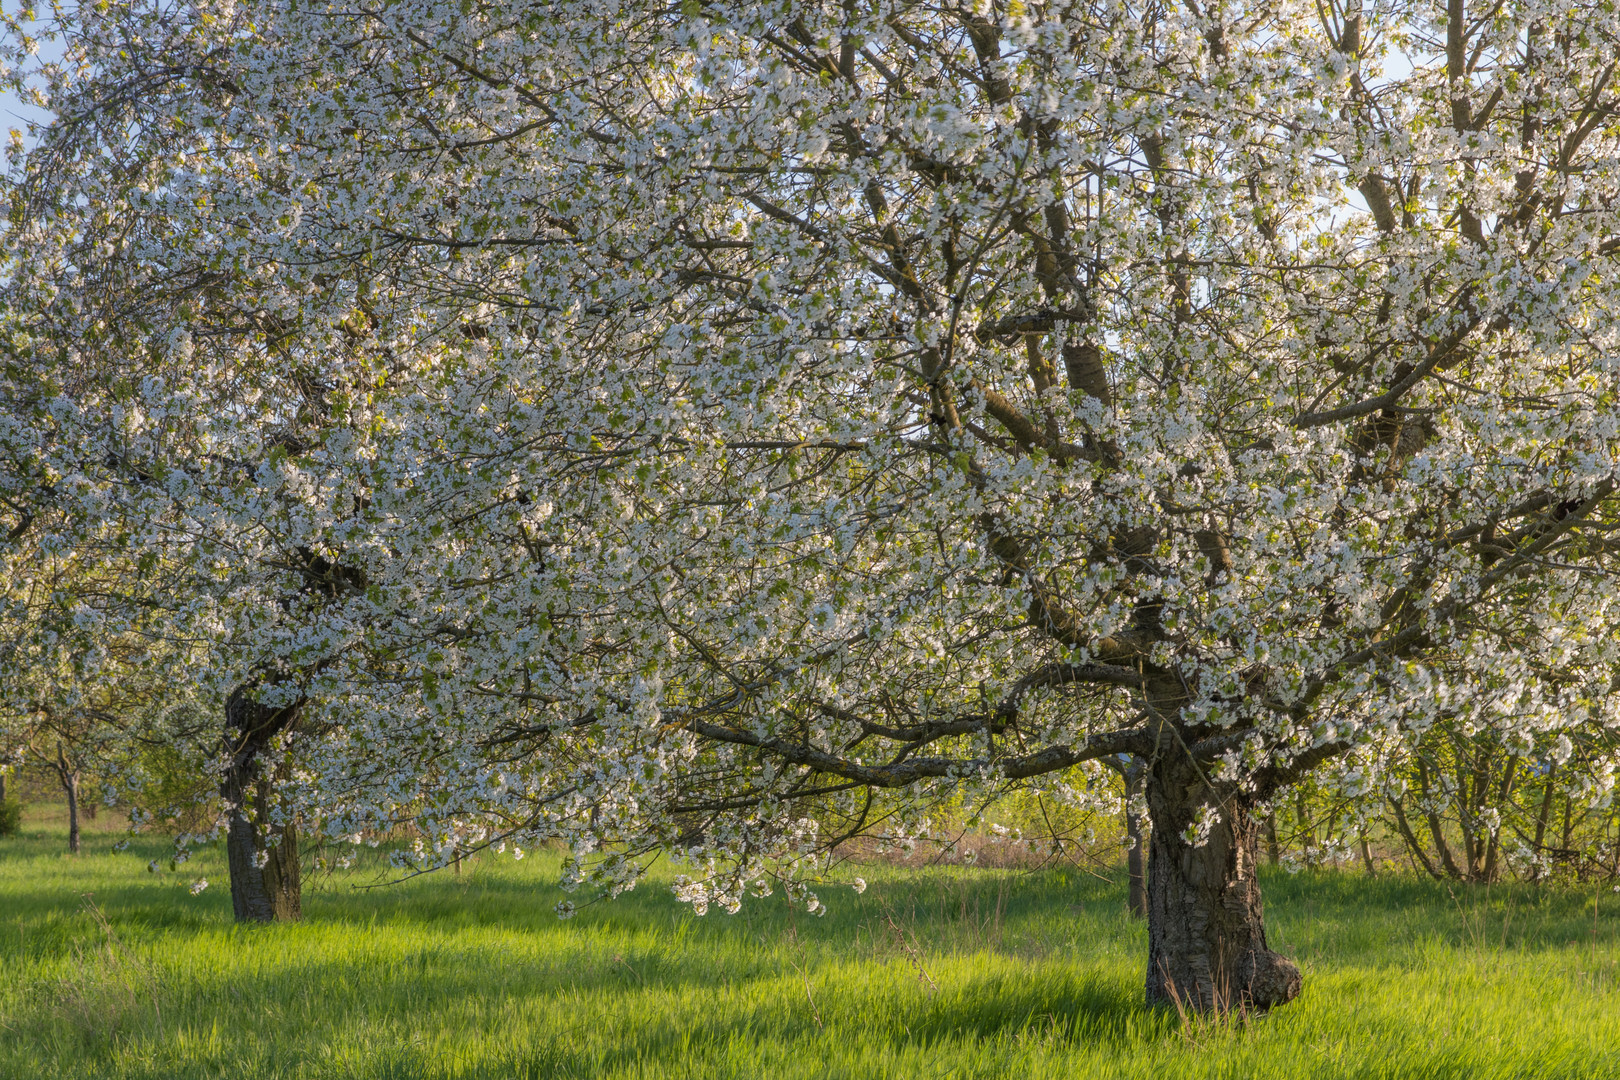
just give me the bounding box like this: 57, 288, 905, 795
1, 804, 1616, 1079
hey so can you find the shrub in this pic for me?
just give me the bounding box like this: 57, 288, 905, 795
0, 798, 22, 837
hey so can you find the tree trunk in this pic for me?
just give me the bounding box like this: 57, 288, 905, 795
1125, 770, 1146, 918
221, 686, 303, 923
1417, 758, 1465, 878
266, 825, 302, 917
1532, 766, 1557, 879
57, 743, 80, 855
64, 780, 81, 854
65, 776, 79, 854
1481, 756, 1518, 884
1456, 803, 1478, 876
224, 811, 272, 921
1389, 797, 1439, 878
1425, 808, 1464, 878
1294, 788, 1314, 865
1144, 761, 1301, 1012
1263, 812, 1279, 866
1456, 744, 1484, 878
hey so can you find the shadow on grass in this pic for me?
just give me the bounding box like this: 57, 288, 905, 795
4, 828, 1167, 1079
9, 815, 1618, 1080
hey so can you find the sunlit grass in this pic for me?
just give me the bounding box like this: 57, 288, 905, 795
2, 803, 1617, 1079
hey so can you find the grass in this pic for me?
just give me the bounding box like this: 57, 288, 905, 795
1, 803, 1617, 1079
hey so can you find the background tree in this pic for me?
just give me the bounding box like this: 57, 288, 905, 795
1378, 722, 1620, 882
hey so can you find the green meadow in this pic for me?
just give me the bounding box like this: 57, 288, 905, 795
1, 803, 1617, 1080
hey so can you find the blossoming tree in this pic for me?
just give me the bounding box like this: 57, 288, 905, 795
7, 0, 1620, 1010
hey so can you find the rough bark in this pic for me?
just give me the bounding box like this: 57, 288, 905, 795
269, 829, 303, 917
1144, 755, 1300, 1012
221, 686, 303, 923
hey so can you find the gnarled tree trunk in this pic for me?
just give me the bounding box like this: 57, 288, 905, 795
221, 686, 304, 922
1144, 755, 1301, 1012
224, 812, 301, 921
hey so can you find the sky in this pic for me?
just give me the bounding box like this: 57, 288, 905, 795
1, 5, 65, 146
